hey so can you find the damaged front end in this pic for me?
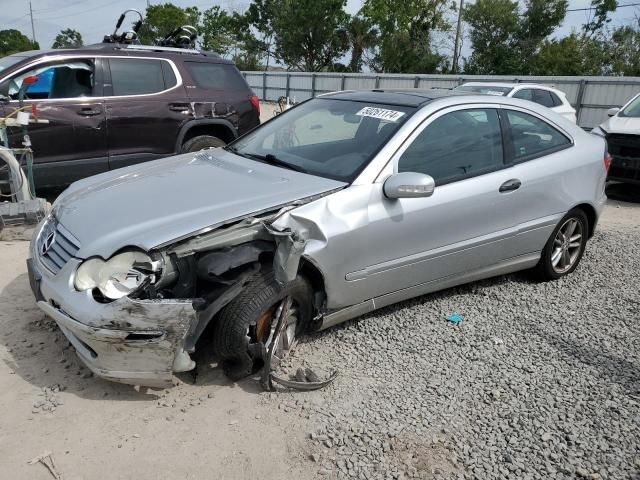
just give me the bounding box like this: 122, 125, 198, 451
29, 195, 329, 388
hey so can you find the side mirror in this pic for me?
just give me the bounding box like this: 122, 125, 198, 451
383, 172, 435, 199
607, 107, 620, 117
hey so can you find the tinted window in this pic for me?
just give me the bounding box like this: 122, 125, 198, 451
230, 98, 414, 182
0, 59, 95, 100
506, 110, 571, 161
398, 109, 504, 185
512, 89, 533, 101
532, 89, 555, 108
549, 91, 563, 107
620, 94, 640, 118
186, 62, 246, 90
455, 85, 511, 96
110, 59, 168, 96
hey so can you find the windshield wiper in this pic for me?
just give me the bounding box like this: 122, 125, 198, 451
232, 150, 308, 174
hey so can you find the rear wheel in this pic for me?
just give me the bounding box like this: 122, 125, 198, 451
535, 209, 588, 280
212, 266, 313, 380
181, 135, 226, 153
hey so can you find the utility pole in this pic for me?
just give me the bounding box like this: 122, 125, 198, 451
29, 0, 37, 46
452, 0, 464, 73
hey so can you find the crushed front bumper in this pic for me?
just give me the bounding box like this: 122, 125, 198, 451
27, 228, 197, 388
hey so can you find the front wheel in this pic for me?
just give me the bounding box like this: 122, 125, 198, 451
535, 209, 589, 281
181, 135, 226, 153
212, 267, 313, 381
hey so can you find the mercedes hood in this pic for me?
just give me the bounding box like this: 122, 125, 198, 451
52, 150, 346, 259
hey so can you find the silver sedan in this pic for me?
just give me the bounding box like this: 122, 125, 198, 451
28, 90, 609, 386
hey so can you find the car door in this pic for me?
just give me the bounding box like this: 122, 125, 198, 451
103, 57, 186, 170
497, 107, 575, 255
351, 106, 527, 301
0, 57, 108, 188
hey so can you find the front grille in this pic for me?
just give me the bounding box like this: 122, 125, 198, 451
37, 219, 81, 274
606, 133, 640, 182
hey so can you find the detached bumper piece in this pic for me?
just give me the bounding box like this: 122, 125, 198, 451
606, 133, 640, 184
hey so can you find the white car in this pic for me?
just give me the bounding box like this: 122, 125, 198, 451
455, 83, 577, 123
591, 91, 640, 184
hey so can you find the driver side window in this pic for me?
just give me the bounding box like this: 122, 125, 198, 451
397, 108, 504, 186
0, 59, 96, 100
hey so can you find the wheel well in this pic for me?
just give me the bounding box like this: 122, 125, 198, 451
182, 124, 236, 145
299, 258, 326, 311
573, 203, 597, 238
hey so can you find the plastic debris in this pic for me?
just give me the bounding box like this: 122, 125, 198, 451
446, 312, 464, 324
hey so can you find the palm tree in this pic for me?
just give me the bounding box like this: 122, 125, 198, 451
347, 16, 378, 72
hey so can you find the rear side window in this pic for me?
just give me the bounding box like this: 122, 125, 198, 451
549, 91, 563, 107
110, 58, 175, 96
398, 109, 504, 186
185, 62, 246, 90
506, 110, 571, 161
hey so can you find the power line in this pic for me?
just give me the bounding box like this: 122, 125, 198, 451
566, 2, 640, 12
36, 0, 126, 21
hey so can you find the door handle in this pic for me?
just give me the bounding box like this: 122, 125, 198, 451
499, 179, 521, 193
78, 107, 101, 116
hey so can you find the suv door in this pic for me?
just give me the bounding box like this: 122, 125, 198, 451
103, 57, 186, 170
354, 107, 523, 300
0, 57, 108, 188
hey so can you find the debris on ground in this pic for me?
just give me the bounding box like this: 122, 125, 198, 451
445, 312, 464, 324
28, 451, 63, 479
32, 385, 65, 414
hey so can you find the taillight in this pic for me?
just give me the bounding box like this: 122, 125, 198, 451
249, 95, 260, 117
604, 152, 613, 172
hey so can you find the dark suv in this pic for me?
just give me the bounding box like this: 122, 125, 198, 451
0, 44, 260, 188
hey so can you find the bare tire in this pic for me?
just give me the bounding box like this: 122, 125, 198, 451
181, 135, 226, 153
535, 209, 588, 281
212, 266, 313, 381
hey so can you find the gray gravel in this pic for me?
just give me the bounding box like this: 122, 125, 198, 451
272, 226, 640, 480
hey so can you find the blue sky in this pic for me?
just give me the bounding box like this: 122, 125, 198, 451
1, 0, 638, 62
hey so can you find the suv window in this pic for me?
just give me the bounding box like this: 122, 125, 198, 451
186, 62, 246, 90
514, 88, 557, 108
506, 110, 571, 161
0, 59, 95, 100
109, 58, 175, 96
548, 91, 563, 107
398, 109, 504, 186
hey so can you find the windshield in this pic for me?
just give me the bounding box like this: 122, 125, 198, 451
620, 94, 640, 118
228, 98, 415, 182
454, 85, 512, 96
0, 54, 28, 74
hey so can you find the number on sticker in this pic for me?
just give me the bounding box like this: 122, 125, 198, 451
356, 107, 405, 122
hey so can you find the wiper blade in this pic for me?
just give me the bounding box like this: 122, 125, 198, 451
239, 151, 308, 174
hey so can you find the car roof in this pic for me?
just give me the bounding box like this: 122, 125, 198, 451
9, 43, 233, 64
320, 88, 472, 107
461, 82, 559, 91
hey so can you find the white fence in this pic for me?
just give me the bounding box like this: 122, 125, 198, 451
242, 71, 640, 129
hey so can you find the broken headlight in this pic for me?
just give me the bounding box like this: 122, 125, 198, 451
74, 250, 159, 300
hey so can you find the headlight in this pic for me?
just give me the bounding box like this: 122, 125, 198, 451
590, 126, 606, 137
74, 250, 158, 299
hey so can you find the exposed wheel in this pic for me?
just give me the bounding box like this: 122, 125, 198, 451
535, 209, 588, 281
212, 266, 313, 381
181, 135, 226, 153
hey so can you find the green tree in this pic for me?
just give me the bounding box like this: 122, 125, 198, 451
52, 28, 83, 49
518, 0, 568, 60
532, 33, 607, 75
608, 22, 640, 76
243, 0, 278, 69
138, 3, 200, 45
200, 6, 235, 55
463, 0, 520, 74
346, 16, 378, 72
271, 0, 350, 71
0, 29, 39, 56
362, 0, 451, 73
583, 0, 617, 37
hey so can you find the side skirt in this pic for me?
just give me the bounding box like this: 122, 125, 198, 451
319, 252, 540, 331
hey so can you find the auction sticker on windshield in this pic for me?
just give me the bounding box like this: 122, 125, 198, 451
356, 107, 406, 122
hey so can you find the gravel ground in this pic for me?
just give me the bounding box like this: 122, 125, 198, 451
271, 214, 640, 480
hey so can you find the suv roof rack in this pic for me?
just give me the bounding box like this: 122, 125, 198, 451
123, 44, 202, 55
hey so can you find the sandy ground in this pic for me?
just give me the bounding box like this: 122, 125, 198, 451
0, 187, 638, 479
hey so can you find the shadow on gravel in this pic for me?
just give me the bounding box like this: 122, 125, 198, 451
606, 182, 640, 204
533, 325, 640, 397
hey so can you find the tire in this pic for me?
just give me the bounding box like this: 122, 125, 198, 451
213, 266, 313, 381
535, 208, 589, 281
181, 135, 226, 153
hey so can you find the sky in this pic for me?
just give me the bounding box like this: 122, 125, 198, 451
1, 0, 638, 62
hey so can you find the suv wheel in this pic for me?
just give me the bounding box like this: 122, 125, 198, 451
182, 135, 226, 152
536, 209, 588, 280
212, 267, 313, 381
